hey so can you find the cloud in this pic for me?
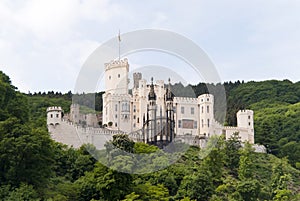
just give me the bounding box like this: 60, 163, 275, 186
1, 0, 300, 93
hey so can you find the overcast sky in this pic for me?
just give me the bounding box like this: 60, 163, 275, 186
1, 0, 300, 93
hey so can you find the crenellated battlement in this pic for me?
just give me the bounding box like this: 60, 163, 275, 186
198, 94, 214, 103
47, 106, 63, 112
237, 109, 253, 114
104, 58, 129, 71
223, 126, 248, 130
174, 97, 198, 103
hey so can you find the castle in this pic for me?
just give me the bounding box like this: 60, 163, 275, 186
47, 58, 257, 150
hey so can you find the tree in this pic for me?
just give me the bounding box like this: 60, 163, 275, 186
176, 170, 214, 201
238, 143, 255, 180
0, 118, 54, 188
271, 159, 292, 200
224, 132, 242, 177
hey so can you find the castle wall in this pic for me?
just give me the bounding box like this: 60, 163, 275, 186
173, 97, 198, 136
47, 58, 257, 151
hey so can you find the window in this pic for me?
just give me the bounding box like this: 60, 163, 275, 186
118, 74, 120, 78
191, 107, 194, 114
115, 114, 117, 118
207, 98, 209, 101
194, 121, 197, 129
178, 120, 182, 128
201, 106, 204, 113
50, 114, 53, 118
133, 123, 136, 128
122, 102, 129, 112
248, 122, 251, 126
137, 117, 139, 123
133, 105, 136, 113
109, 76, 111, 80
201, 119, 204, 127
115, 122, 117, 127
207, 105, 209, 113
115, 104, 118, 112
181, 107, 184, 114
207, 119, 210, 127
133, 115, 136, 120
248, 115, 251, 119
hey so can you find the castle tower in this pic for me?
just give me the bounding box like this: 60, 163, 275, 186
102, 58, 131, 131
147, 77, 157, 143
165, 78, 175, 143
237, 110, 254, 143
104, 58, 129, 95
198, 94, 214, 137
47, 106, 63, 126
70, 103, 80, 124
133, 72, 142, 89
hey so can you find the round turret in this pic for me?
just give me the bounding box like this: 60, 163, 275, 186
198, 94, 214, 136
104, 58, 129, 95
47, 106, 63, 126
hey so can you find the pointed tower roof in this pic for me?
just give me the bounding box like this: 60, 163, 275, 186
148, 77, 156, 101
165, 78, 174, 101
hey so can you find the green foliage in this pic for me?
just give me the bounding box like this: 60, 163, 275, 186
0, 117, 54, 188
1, 71, 300, 200
134, 142, 159, 153
4, 183, 40, 201
176, 169, 214, 201
125, 182, 169, 201
224, 132, 242, 176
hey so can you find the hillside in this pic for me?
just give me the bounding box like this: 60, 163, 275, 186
1, 70, 300, 200
26, 78, 300, 168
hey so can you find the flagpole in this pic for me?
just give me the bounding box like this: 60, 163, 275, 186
118, 30, 121, 61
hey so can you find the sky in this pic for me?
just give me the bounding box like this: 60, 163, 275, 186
0, 0, 300, 93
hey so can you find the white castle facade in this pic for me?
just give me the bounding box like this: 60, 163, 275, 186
47, 58, 259, 150
102, 58, 254, 146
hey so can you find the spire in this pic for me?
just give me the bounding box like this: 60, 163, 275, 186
166, 78, 174, 101
148, 77, 156, 101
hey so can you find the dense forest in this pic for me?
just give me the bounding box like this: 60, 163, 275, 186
1, 70, 300, 200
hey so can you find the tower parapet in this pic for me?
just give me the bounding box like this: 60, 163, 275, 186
104, 58, 129, 71
104, 58, 129, 95
47, 106, 63, 126
237, 109, 254, 143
